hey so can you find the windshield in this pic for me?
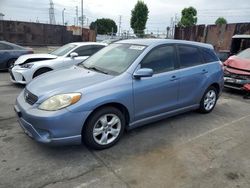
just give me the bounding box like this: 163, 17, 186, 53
50, 44, 76, 56
81, 43, 146, 75
236, 48, 250, 59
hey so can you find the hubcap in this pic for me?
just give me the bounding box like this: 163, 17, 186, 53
93, 114, 121, 145
204, 90, 216, 111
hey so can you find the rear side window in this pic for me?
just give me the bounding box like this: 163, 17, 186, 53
201, 48, 219, 63
74, 45, 104, 56
91, 45, 105, 54
178, 45, 203, 68
0, 43, 13, 50
141, 45, 175, 74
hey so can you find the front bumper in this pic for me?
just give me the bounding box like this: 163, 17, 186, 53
15, 90, 91, 145
10, 66, 33, 84
224, 76, 250, 90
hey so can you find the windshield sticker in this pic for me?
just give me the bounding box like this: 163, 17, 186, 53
129, 45, 145, 50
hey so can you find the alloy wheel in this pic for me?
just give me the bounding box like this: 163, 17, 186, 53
204, 90, 216, 111
93, 114, 121, 145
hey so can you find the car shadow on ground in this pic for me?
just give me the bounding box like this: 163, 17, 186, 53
35, 110, 212, 157
26, 89, 250, 157
223, 88, 249, 99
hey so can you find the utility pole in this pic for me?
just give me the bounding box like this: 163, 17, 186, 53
166, 27, 170, 38
118, 15, 122, 37
76, 6, 78, 26
170, 17, 173, 37
81, 0, 83, 30
62, 8, 65, 25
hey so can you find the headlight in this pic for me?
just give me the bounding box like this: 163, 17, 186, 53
21, 63, 34, 69
38, 93, 81, 111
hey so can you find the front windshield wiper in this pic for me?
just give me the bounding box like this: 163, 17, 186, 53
82, 64, 108, 75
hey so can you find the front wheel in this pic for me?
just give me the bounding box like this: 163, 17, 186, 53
199, 86, 218, 113
82, 107, 125, 150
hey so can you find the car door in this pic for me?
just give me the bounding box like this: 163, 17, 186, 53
133, 44, 180, 121
177, 45, 209, 107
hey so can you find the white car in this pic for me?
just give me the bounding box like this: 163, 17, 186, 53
10, 42, 107, 84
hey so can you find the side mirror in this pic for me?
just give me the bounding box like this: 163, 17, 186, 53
133, 68, 153, 79
70, 52, 78, 59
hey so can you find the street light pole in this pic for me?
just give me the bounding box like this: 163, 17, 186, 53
62, 8, 66, 26
81, 0, 83, 36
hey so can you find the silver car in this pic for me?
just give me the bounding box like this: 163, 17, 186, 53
10, 42, 107, 84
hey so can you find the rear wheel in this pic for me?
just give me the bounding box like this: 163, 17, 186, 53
33, 68, 52, 78
199, 86, 218, 113
82, 107, 125, 150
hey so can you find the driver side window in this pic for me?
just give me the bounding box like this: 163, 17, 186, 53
141, 45, 176, 74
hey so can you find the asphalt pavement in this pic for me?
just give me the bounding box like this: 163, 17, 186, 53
0, 71, 250, 188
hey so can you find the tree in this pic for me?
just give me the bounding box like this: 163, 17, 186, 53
215, 17, 227, 25
178, 6, 197, 27
90, 18, 117, 35
130, 1, 149, 37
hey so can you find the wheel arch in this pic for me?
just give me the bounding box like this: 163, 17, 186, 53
209, 82, 220, 94
82, 102, 131, 134
32, 67, 53, 78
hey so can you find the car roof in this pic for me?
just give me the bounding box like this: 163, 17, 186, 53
232, 35, 250, 39
69, 42, 108, 46
0, 40, 25, 49
116, 39, 213, 49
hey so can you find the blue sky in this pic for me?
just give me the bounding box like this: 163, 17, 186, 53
0, 0, 250, 33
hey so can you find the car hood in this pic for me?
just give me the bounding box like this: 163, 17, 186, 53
26, 66, 114, 99
15, 53, 58, 65
224, 56, 250, 75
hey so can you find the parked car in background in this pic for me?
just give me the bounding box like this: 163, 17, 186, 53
15, 39, 223, 149
9, 42, 107, 84
0, 41, 33, 70
217, 35, 250, 62
224, 48, 250, 91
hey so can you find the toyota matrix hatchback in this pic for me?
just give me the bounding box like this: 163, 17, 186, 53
15, 39, 224, 150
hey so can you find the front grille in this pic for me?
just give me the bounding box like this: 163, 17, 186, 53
230, 74, 249, 80
24, 89, 38, 105
224, 70, 250, 80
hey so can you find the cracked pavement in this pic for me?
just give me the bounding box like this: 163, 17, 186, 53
0, 72, 250, 188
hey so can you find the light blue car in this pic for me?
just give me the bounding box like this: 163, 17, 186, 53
15, 39, 224, 149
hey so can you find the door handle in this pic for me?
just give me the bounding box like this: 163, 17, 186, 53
201, 69, 208, 74
170, 75, 179, 81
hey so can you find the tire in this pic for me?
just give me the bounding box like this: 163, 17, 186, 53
198, 86, 218, 113
7, 59, 17, 69
82, 107, 125, 150
33, 68, 52, 78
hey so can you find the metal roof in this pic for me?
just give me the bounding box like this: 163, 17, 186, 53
116, 38, 213, 49
70, 42, 107, 46
232, 35, 250, 39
